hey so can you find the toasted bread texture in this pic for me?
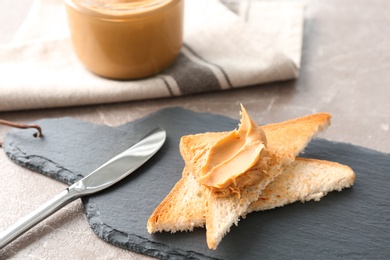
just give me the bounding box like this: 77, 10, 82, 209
147, 112, 337, 249
147, 158, 355, 233
247, 158, 355, 213
147, 166, 208, 232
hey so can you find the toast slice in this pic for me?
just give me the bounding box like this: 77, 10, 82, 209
148, 112, 332, 249
247, 158, 355, 213
147, 158, 355, 233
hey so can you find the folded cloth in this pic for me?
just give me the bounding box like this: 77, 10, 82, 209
0, 0, 305, 112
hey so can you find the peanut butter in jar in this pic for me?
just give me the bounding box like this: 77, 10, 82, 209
65, 0, 184, 80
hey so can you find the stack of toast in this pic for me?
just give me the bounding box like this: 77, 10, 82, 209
147, 106, 355, 249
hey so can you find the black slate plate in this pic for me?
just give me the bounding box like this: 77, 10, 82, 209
3, 107, 390, 259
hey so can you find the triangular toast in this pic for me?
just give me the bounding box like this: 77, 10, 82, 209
247, 157, 355, 213
147, 158, 355, 239
148, 112, 332, 249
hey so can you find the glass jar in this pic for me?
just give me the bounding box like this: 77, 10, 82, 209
65, 0, 184, 80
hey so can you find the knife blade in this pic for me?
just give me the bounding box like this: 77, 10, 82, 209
0, 127, 166, 249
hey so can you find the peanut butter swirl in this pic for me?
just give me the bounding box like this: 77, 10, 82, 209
197, 105, 268, 197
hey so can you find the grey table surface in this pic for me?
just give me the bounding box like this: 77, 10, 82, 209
1, 0, 389, 259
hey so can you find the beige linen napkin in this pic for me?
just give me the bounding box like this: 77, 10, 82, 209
0, 0, 305, 111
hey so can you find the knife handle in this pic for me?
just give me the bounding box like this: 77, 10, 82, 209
0, 188, 80, 249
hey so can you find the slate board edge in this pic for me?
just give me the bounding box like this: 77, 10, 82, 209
83, 197, 217, 260
2, 114, 145, 185
3, 134, 84, 185
3, 107, 390, 259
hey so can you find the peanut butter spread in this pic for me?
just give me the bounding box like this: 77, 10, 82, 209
197, 105, 268, 196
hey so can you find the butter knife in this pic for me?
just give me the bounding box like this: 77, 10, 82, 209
0, 127, 166, 249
